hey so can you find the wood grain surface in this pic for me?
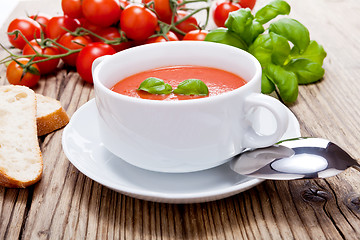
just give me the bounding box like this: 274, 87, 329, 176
0, 0, 359, 239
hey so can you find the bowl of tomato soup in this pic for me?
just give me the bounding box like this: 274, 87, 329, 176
92, 41, 289, 173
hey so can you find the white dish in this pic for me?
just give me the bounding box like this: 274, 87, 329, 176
62, 99, 300, 203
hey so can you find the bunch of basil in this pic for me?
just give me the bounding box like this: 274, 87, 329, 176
205, 0, 326, 103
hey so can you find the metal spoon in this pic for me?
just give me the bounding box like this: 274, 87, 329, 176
230, 137, 360, 180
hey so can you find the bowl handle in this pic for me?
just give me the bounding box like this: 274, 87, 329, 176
242, 93, 289, 149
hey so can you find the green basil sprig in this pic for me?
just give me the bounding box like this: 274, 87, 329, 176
205, 0, 327, 103
138, 78, 209, 96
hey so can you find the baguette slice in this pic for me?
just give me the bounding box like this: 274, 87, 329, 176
36, 94, 69, 136
0, 85, 43, 188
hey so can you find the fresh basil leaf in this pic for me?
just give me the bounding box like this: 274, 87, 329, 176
138, 77, 173, 94
225, 9, 264, 46
289, 40, 327, 65
204, 28, 247, 50
173, 79, 209, 96
255, 0, 291, 24
261, 73, 275, 94
269, 18, 310, 53
248, 34, 273, 66
265, 64, 298, 102
269, 32, 291, 65
285, 58, 325, 84
248, 32, 290, 66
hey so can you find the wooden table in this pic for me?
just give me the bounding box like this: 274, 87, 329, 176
1, 0, 359, 239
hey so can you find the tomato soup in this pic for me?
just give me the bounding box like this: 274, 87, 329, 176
111, 65, 247, 100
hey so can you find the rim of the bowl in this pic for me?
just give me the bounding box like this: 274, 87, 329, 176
93, 41, 262, 105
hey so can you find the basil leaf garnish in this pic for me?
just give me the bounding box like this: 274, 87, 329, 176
173, 79, 209, 96
138, 77, 173, 94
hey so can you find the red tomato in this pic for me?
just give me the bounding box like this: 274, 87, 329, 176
78, 18, 103, 41
82, 0, 121, 27
7, 18, 41, 49
95, 27, 132, 52
213, 1, 241, 27
58, 32, 92, 66
22, 39, 60, 74
145, 31, 178, 44
76, 43, 116, 83
183, 29, 209, 41
46, 16, 80, 40
143, 0, 172, 23
239, 0, 256, 9
6, 58, 40, 88
120, 4, 158, 41
62, 0, 84, 19
174, 11, 198, 39
29, 14, 50, 34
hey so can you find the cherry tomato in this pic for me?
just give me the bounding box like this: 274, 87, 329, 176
29, 14, 50, 34
22, 39, 60, 74
78, 18, 103, 41
143, 0, 172, 23
213, 1, 241, 27
120, 4, 158, 41
174, 11, 198, 39
183, 29, 209, 41
7, 18, 41, 49
58, 32, 92, 66
6, 58, 40, 87
45, 16, 80, 40
239, 0, 256, 9
95, 27, 132, 52
76, 43, 116, 83
145, 31, 178, 44
62, 0, 84, 19
82, 0, 121, 27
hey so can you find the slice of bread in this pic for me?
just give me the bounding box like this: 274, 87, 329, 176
0, 85, 43, 188
36, 94, 69, 136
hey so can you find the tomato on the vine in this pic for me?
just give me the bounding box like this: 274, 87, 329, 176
82, 0, 121, 27
22, 39, 60, 74
120, 4, 158, 41
29, 14, 50, 34
213, 1, 241, 27
45, 16, 80, 40
76, 42, 116, 83
62, 0, 84, 19
174, 11, 198, 39
78, 18, 103, 40
95, 27, 132, 52
145, 31, 178, 44
143, 0, 173, 24
7, 18, 41, 49
58, 32, 92, 66
183, 29, 209, 41
239, 0, 256, 9
6, 58, 40, 87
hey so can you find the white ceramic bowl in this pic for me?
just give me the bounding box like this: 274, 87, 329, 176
92, 41, 289, 173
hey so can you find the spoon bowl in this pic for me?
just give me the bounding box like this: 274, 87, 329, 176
230, 137, 360, 180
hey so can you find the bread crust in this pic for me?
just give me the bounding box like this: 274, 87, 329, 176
0, 161, 42, 188
37, 106, 70, 136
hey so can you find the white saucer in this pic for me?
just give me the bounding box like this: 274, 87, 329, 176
62, 99, 300, 203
